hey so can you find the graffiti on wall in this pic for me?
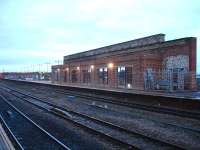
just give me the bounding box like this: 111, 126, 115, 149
163, 55, 189, 91
163, 55, 189, 70
144, 55, 190, 91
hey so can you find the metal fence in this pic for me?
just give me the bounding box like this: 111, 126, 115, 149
143, 70, 196, 92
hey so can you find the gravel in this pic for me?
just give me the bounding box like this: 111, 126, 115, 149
0, 90, 121, 150
1, 81, 200, 149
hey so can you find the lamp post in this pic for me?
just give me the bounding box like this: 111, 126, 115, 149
45, 62, 50, 73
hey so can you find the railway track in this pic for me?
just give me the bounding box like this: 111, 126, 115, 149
3, 82, 200, 133
2, 80, 200, 120
49, 88, 200, 132
0, 85, 187, 149
0, 94, 70, 150
47, 87, 200, 120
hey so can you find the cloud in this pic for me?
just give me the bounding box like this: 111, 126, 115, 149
79, 0, 135, 13
0, 0, 199, 72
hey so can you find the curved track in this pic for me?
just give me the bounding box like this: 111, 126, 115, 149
0, 85, 186, 150
0, 94, 70, 150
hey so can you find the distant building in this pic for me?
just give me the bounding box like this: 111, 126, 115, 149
0, 73, 3, 79
2, 72, 51, 81
51, 34, 197, 91
197, 75, 200, 90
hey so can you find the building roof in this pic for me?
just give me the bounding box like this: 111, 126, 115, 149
64, 34, 165, 61
64, 34, 196, 62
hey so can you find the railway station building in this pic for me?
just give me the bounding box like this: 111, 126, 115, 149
51, 34, 197, 91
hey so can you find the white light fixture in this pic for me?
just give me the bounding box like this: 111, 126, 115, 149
127, 83, 132, 89
65, 68, 69, 71
77, 66, 80, 70
90, 65, 94, 69
108, 63, 114, 69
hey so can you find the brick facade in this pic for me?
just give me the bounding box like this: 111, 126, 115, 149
52, 34, 197, 91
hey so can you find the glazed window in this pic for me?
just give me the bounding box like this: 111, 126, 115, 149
82, 70, 91, 83
71, 70, 77, 83
55, 71, 59, 81
117, 66, 125, 86
97, 67, 108, 84
117, 66, 132, 88
64, 70, 67, 82
126, 67, 133, 87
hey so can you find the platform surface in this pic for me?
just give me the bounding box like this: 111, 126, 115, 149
22, 80, 200, 100
0, 124, 15, 150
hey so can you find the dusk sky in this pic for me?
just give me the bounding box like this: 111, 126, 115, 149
0, 0, 199, 73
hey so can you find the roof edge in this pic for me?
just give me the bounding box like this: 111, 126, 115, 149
64, 33, 165, 60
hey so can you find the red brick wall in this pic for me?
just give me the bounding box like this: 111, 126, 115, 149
52, 37, 196, 90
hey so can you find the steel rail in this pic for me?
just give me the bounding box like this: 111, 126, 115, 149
0, 94, 71, 150
0, 114, 24, 150
49, 88, 200, 120
1, 86, 186, 149
5, 83, 200, 133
